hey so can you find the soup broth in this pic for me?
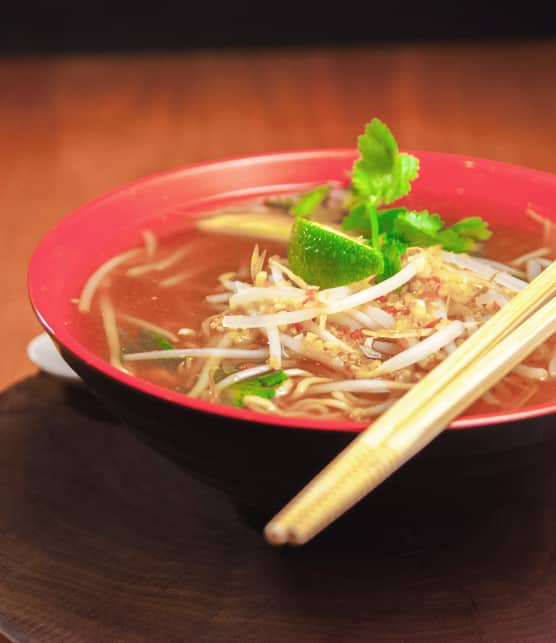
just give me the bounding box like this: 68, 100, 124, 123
75, 199, 556, 424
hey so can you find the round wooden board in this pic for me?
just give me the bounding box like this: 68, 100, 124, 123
2, 375, 556, 642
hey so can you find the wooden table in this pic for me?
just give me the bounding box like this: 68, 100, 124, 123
1, 40, 556, 642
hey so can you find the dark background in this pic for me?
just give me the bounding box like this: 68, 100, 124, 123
1, 2, 554, 53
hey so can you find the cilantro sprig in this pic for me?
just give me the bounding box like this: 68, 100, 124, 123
225, 371, 288, 408
289, 118, 492, 282
291, 185, 331, 217
120, 329, 175, 354
350, 118, 419, 208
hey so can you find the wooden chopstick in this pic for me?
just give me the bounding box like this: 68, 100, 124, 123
264, 261, 556, 546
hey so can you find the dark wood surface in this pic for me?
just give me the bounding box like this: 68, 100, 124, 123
1, 374, 556, 642
3, 40, 556, 391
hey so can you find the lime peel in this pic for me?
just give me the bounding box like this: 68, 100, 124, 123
287, 218, 384, 288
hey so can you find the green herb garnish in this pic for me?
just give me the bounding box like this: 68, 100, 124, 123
350, 118, 419, 207
291, 185, 331, 217
225, 370, 288, 408
120, 329, 175, 353
149, 333, 175, 351
288, 117, 492, 285
119, 329, 176, 369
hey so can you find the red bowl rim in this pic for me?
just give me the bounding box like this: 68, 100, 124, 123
28, 147, 556, 434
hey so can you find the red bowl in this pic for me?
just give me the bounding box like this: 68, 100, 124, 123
28, 150, 556, 536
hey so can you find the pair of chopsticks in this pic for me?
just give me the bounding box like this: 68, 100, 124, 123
264, 261, 556, 546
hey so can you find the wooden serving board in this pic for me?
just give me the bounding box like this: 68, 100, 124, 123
1, 374, 556, 642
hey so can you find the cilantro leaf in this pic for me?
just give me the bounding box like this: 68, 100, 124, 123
256, 371, 289, 387
391, 210, 445, 246
383, 210, 491, 253
291, 185, 331, 217
376, 207, 409, 234
120, 329, 174, 354
342, 204, 408, 246
351, 119, 419, 205
342, 202, 371, 236
394, 154, 420, 202
150, 333, 175, 350
225, 371, 288, 408
445, 217, 492, 241
377, 236, 408, 282
434, 228, 475, 252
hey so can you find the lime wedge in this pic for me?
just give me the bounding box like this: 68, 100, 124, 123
288, 218, 384, 288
